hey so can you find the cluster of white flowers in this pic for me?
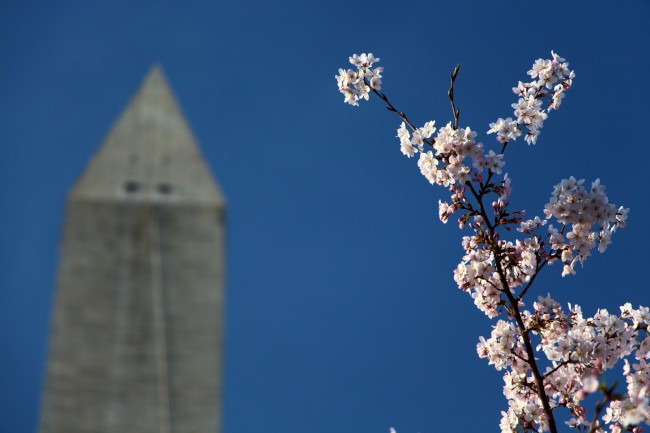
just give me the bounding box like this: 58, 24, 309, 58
454, 240, 501, 317
488, 117, 521, 142
454, 233, 541, 317
335, 53, 383, 106
336, 52, 646, 433
517, 216, 547, 234
477, 297, 650, 433
488, 296, 650, 433
397, 120, 499, 192
397, 121, 436, 158
477, 320, 522, 371
543, 177, 629, 276
475, 149, 505, 174
488, 52, 575, 145
421, 123, 482, 188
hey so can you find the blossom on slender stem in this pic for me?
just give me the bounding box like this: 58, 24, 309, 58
335, 53, 382, 106
487, 52, 575, 146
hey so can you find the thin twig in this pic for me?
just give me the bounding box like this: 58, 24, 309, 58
587, 383, 622, 433
371, 87, 418, 131
518, 259, 548, 301
369, 86, 436, 149
448, 64, 461, 130
543, 359, 580, 379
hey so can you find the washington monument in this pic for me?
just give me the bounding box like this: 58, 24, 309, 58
39, 66, 225, 433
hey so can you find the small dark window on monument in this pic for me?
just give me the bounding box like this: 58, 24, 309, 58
158, 183, 172, 194
124, 181, 139, 193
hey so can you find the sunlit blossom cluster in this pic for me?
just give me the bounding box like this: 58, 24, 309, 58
488, 51, 575, 145
335, 53, 383, 106
336, 52, 646, 433
453, 233, 540, 318
409, 122, 483, 188
481, 299, 650, 433
399, 119, 508, 198
541, 177, 629, 276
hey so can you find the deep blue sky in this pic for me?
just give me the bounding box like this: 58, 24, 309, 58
1, 1, 649, 432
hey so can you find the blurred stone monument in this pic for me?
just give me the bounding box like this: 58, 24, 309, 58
39, 66, 225, 433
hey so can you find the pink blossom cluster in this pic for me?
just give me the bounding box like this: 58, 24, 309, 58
414, 123, 482, 186
336, 52, 646, 433
488, 51, 575, 144
399, 120, 511, 192
335, 53, 383, 106
479, 297, 649, 433
396, 120, 436, 158
540, 177, 629, 276
453, 233, 539, 317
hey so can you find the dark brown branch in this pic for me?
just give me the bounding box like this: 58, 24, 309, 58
492, 251, 558, 433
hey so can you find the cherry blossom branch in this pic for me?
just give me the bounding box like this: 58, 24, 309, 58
465, 166, 559, 433
335, 52, 645, 433
481, 142, 509, 196
350, 66, 559, 426
466, 183, 495, 230
494, 244, 559, 433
